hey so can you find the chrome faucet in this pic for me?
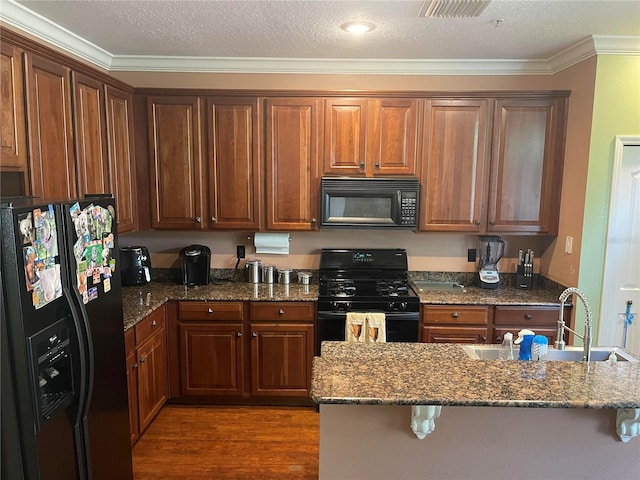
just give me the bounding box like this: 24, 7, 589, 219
555, 287, 593, 361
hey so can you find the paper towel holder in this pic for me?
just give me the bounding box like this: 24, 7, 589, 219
247, 234, 291, 241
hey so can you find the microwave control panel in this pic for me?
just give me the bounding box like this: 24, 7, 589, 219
400, 191, 418, 225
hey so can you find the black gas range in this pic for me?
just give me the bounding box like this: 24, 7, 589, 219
316, 249, 420, 352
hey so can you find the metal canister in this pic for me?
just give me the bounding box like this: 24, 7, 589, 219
246, 259, 262, 283
297, 271, 312, 285
262, 264, 276, 284
277, 268, 292, 284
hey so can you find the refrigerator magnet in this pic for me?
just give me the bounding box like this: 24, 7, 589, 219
23, 246, 39, 292
103, 277, 111, 293
70, 202, 81, 219
109, 259, 116, 273
88, 287, 98, 302
92, 269, 101, 284
18, 212, 34, 245
103, 232, 114, 249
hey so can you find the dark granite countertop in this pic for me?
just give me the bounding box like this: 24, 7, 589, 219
122, 281, 318, 331
413, 285, 564, 305
311, 342, 640, 409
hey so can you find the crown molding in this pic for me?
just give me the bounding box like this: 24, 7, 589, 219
1, 0, 638, 76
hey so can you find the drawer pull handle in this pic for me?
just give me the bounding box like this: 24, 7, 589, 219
524, 314, 533, 320
452, 312, 459, 318
208, 308, 213, 313
151, 320, 157, 327
278, 308, 285, 315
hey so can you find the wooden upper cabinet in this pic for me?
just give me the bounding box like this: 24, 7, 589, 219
0, 42, 29, 196
488, 97, 567, 234
206, 97, 261, 230
72, 72, 109, 197
420, 99, 491, 232
24, 52, 76, 200
148, 96, 204, 229
105, 85, 137, 233
265, 97, 323, 231
324, 98, 368, 175
324, 98, 419, 177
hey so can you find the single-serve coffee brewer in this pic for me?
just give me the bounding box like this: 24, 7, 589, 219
180, 245, 211, 286
478, 235, 505, 289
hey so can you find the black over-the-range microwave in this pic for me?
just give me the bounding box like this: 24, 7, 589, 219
320, 177, 420, 229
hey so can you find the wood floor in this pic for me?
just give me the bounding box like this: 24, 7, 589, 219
132, 405, 319, 480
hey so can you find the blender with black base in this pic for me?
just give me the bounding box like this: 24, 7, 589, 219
478, 235, 505, 289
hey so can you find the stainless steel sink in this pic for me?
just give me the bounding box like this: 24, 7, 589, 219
412, 281, 466, 292
462, 344, 638, 362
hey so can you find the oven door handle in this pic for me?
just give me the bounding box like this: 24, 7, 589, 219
317, 311, 420, 321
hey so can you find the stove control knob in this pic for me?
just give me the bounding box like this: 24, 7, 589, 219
387, 302, 396, 311
399, 302, 407, 311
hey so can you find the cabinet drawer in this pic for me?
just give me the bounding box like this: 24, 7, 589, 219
135, 306, 166, 345
423, 306, 489, 325
179, 301, 244, 321
250, 302, 314, 322
494, 306, 559, 326
124, 327, 135, 356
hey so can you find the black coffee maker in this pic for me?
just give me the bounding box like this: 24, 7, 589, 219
180, 245, 211, 286
120, 246, 151, 286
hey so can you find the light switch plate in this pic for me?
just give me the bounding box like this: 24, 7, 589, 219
564, 236, 573, 254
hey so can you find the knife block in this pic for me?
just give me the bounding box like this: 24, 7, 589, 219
516, 265, 533, 289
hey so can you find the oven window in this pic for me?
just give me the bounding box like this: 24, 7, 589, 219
328, 196, 394, 223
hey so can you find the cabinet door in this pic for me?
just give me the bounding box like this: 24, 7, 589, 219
24, 52, 76, 200
420, 99, 490, 231
124, 328, 138, 445
265, 98, 322, 231
488, 97, 567, 233
0, 42, 29, 196
105, 85, 137, 233
178, 323, 244, 396
422, 326, 488, 344
324, 98, 368, 176
250, 323, 314, 397
137, 328, 168, 433
206, 97, 261, 229
368, 98, 419, 176
148, 96, 204, 229
493, 327, 559, 346
72, 72, 109, 197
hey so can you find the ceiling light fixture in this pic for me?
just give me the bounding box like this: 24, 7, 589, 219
341, 21, 375, 35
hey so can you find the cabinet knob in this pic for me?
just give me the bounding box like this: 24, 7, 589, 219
452, 312, 459, 318
132, 362, 138, 369
495, 336, 502, 342
236, 331, 242, 337
278, 308, 285, 315
252, 332, 257, 337
481, 336, 487, 342
311, 218, 317, 224
524, 314, 533, 320
151, 320, 157, 327
359, 162, 365, 169
489, 220, 495, 225
195, 217, 201, 223
139, 357, 146, 364
207, 308, 213, 313
374, 163, 380, 169
475, 220, 481, 226
211, 217, 217, 223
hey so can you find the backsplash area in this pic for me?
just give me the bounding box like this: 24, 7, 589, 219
121, 230, 555, 274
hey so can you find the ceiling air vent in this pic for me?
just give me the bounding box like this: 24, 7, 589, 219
419, 0, 491, 18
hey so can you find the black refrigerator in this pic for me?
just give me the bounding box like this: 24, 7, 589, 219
1, 195, 133, 479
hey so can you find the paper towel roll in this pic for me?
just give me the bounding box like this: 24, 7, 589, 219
254, 232, 290, 255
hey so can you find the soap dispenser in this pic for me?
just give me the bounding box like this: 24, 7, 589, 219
514, 329, 535, 361
499, 332, 514, 360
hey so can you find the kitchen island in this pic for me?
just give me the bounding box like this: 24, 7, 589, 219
311, 342, 640, 480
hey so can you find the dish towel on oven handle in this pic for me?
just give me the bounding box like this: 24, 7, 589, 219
346, 312, 366, 342
366, 312, 386, 343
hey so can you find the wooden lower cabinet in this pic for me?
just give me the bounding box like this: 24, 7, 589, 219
179, 323, 243, 396
421, 305, 490, 344
249, 323, 314, 397
126, 304, 168, 445
493, 305, 568, 345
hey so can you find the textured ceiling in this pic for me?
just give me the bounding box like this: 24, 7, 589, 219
10, 0, 640, 61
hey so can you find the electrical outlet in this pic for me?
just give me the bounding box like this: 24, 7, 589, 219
467, 248, 476, 262
236, 245, 245, 259
564, 236, 573, 254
